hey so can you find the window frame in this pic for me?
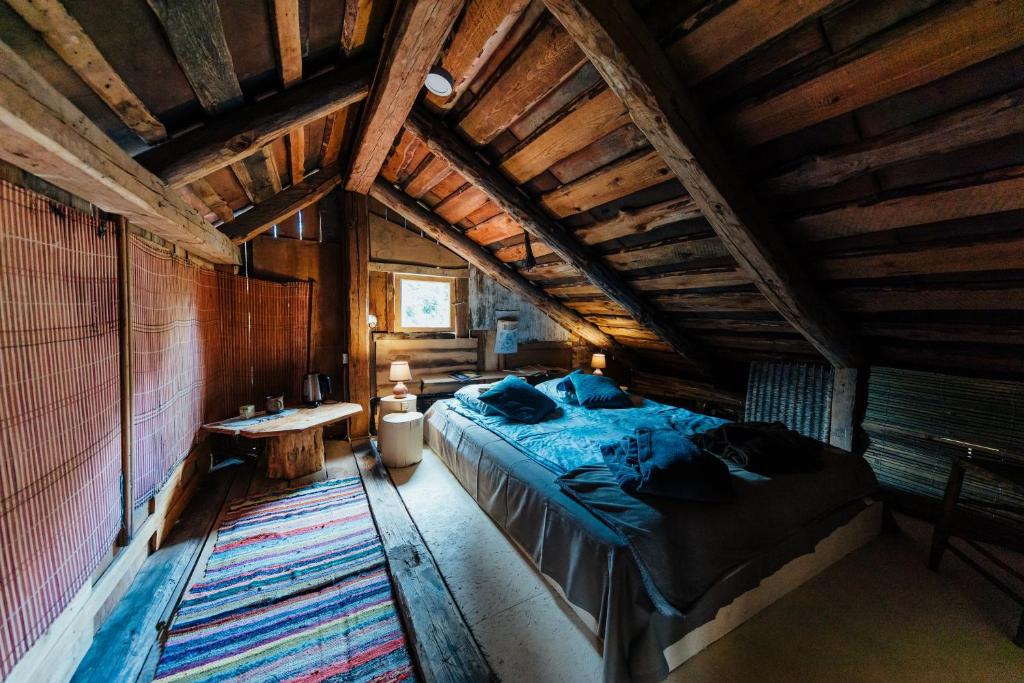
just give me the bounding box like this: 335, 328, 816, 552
393, 273, 456, 333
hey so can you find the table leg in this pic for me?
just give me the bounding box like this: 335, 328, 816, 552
265, 427, 325, 479
929, 458, 967, 571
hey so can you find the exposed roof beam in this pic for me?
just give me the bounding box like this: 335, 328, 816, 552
405, 108, 719, 379
136, 63, 370, 188
7, 0, 166, 143
0, 41, 238, 264
269, 0, 305, 186
222, 168, 342, 245
345, 0, 464, 193
370, 180, 618, 350
542, 0, 862, 368
146, 0, 279, 203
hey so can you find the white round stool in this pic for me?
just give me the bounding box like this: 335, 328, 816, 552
379, 393, 417, 420
378, 411, 424, 468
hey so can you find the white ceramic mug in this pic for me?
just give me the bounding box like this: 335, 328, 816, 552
265, 395, 285, 414
239, 404, 255, 419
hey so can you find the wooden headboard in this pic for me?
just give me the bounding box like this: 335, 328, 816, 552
373, 337, 478, 396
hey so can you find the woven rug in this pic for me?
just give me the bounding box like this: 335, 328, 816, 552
154, 477, 416, 683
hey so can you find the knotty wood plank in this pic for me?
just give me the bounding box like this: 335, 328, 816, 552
435, 184, 490, 224
544, 0, 861, 367
427, 0, 532, 111
815, 236, 1024, 280
346, 0, 464, 193
630, 267, 749, 292
573, 195, 702, 245
494, 239, 553, 262
547, 121, 649, 184
220, 167, 341, 244
341, 0, 389, 57
603, 236, 731, 271
147, 0, 283, 201
235, 403, 362, 438
370, 179, 617, 349
380, 129, 428, 183
653, 291, 777, 313
464, 213, 521, 245
458, 16, 586, 145
667, 0, 833, 85
407, 108, 718, 375
7, 0, 166, 143
540, 148, 671, 218
499, 87, 630, 183
791, 170, 1024, 242
270, 0, 302, 86
289, 126, 306, 184
763, 87, 1024, 194
0, 42, 238, 264
729, 0, 1024, 145
403, 154, 450, 198
837, 285, 1024, 312
190, 178, 234, 224
346, 192, 372, 436
70, 467, 244, 683
829, 367, 859, 451
354, 443, 495, 682
136, 63, 370, 188
320, 107, 352, 168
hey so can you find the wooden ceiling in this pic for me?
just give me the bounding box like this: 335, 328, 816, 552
1, 0, 1022, 382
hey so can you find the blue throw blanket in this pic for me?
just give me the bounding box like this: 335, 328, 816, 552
444, 379, 728, 474
602, 428, 733, 502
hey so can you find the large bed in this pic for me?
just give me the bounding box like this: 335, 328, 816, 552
424, 382, 881, 682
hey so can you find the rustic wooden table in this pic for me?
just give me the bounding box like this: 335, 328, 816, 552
203, 402, 363, 479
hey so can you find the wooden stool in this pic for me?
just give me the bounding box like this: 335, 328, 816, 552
378, 411, 424, 468
379, 394, 417, 419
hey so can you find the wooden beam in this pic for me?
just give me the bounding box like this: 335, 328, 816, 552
345, 192, 371, 437
222, 168, 341, 245
0, 41, 238, 264
404, 109, 719, 376
829, 367, 860, 451
269, 0, 305, 188
540, 147, 671, 218
147, 0, 281, 200
573, 196, 702, 245
136, 64, 368, 187
7, 0, 166, 143
345, 0, 464, 193
370, 180, 619, 350
116, 216, 134, 545
762, 87, 1024, 194
426, 0, 532, 111
542, 0, 861, 367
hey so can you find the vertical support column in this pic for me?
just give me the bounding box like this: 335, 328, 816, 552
345, 192, 371, 437
116, 216, 134, 544
829, 367, 861, 451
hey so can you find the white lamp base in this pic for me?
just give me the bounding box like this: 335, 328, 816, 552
592, 368, 603, 375
392, 381, 409, 398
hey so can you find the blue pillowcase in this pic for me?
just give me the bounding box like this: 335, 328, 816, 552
478, 376, 557, 423
555, 371, 580, 404
453, 384, 504, 417
569, 371, 632, 409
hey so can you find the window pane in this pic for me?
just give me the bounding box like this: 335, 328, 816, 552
400, 278, 451, 329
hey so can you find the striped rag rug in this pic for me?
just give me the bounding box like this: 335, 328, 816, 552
154, 477, 416, 683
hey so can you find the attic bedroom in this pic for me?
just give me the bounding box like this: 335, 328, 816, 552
0, 0, 1022, 682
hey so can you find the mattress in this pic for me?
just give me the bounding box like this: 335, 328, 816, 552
425, 400, 879, 682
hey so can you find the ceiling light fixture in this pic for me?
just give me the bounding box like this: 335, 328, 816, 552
424, 67, 454, 97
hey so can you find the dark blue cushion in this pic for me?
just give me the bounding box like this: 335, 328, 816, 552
569, 371, 632, 409
478, 376, 557, 423
555, 371, 581, 404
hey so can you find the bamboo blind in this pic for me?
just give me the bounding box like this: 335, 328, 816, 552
745, 362, 834, 441
0, 181, 122, 677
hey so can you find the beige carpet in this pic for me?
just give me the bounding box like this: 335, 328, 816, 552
390, 447, 1023, 682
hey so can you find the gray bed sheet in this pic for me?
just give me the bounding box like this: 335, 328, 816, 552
425, 401, 874, 683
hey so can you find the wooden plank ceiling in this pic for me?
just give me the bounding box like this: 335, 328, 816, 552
1, 0, 1021, 381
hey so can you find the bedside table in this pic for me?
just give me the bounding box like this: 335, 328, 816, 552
380, 394, 417, 419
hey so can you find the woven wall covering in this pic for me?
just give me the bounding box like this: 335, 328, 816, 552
745, 362, 834, 442
0, 181, 122, 677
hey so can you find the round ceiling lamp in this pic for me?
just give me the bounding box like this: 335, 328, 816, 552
424, 67, 454, 97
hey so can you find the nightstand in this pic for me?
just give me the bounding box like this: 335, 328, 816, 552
379, 393, 417, 419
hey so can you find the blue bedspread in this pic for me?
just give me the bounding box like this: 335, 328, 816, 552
445, 379, 728, 474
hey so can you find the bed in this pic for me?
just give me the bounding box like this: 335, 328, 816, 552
423, 380, 882, 682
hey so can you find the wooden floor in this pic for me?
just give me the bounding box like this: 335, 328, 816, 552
70, 439, 491, 683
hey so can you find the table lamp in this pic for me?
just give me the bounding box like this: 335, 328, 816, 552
389, 360, 412, 398
494, 318, 518, 370
591, 353, 606, 375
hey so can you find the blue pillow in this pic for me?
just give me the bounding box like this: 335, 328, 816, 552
554, 371, 581, 404
569, 371, 632, 409
453, 384, 504, 417
478, 376, 557, 423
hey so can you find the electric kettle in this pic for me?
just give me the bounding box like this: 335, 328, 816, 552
302, 373, 332, 407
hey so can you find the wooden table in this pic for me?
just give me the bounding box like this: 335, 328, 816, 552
203, 402, 363, 479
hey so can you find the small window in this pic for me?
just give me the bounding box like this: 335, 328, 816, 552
395, 274, 454, 332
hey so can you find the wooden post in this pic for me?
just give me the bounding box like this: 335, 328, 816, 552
116, 216, 134, 545
829, 367, 860, 451
345, 192, 371, 437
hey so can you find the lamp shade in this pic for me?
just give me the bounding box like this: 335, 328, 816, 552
494, 319, 518, 354
389, 360, 412, 382
591, 353, 607, 370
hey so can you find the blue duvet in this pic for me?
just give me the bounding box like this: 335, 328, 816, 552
446, 378, 728, 474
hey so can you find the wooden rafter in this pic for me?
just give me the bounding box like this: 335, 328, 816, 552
405, 108, 719, 378
7, 0, 167, 143
146, 0, 279, 203
135, 63, 369, 188
222, 168, 341, 245
543, 0, 862, 368
269, 0, 305, 187
345, 0, 465, 193
0, 41, 238, 264
370, 180, 618, 351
